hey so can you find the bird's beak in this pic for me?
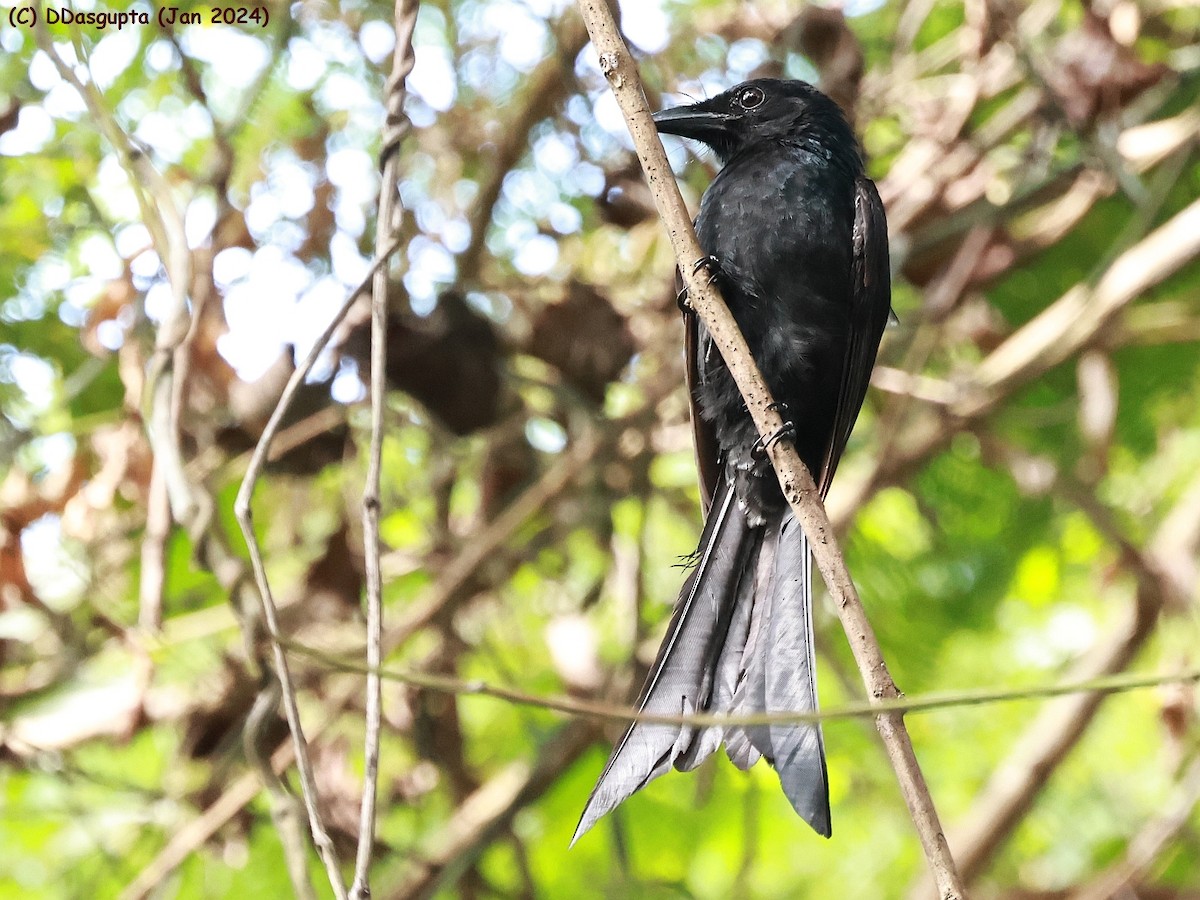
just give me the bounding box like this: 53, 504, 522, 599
652, 106, 735, 144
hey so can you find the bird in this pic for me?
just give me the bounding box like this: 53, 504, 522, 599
573, 78, 892, 843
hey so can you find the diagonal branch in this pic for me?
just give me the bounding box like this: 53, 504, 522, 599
573, 3, 965, 896
961, 198, 1200, 417
909, 460, 1200, 894
456, 14, 589, 285
389, 721, 596, 899
831, 193, 1200, 532
1072, 751, 1200, 900
935, 578, 1161, 889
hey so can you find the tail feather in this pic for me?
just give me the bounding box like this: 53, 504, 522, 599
762, 518, 830, 836
676, 537, 759, 772
724, 516, 779, 772
571, 480, 751, 844
573, 494, 831, 843
723, 513, 830, 836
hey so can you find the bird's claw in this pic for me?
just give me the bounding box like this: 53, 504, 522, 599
676, 285, 692, 313
752, 414, 796, 459
678, 256, 721, 312
692, 255, 721, 284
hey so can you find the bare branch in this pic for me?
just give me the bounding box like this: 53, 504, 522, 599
910, 458, 1200, 892
936, 581, 1162, 888
1072, 752, 1200, 900
573, 3, 965, 895
833, 195, 1200, 532
961, 198, 1200, 416
234, 245, 402, 900
353, 0, 419, 893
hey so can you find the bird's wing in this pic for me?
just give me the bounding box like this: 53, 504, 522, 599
817, 176, 892, 497
681, 277, 723, 514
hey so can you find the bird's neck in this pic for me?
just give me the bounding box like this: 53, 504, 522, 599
721, 115, 861, 178
722, 133, 860, 183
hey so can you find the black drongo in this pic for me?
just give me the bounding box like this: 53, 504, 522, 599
574, 78, 893, 842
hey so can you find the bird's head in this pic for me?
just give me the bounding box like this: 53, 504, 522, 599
652, 78, 858, 167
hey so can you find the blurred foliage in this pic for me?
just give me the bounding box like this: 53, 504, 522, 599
2, 0, 1200, 898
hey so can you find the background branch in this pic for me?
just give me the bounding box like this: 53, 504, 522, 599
8, 2, 1199, 896
353, 1, 418, 894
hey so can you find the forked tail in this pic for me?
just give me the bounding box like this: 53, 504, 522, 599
572, 480, 830, 843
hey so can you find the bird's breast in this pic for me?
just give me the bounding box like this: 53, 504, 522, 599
695, 151, 855, 357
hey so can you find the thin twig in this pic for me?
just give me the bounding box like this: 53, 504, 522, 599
244, 678, 318, 900
573, 4, 966, 894
141, 379, 657, 897
353, 0, 419, 894
286, 640, 1200, 729
234, 245, 402, 900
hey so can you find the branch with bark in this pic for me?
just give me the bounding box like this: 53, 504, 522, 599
573, 2, 965, 896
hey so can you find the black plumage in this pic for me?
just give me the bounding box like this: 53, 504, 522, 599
574, 79, 892, 843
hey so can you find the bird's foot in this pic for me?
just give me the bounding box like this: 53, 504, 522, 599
677, 256, 721, 313
675, 284, 691, 313
692, 255, 721, 284
752, 404, 795, 459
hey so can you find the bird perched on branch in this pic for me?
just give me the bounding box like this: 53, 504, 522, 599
574, 78, 892, 842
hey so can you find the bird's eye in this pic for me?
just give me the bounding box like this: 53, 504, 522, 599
737, 87, 765, 110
